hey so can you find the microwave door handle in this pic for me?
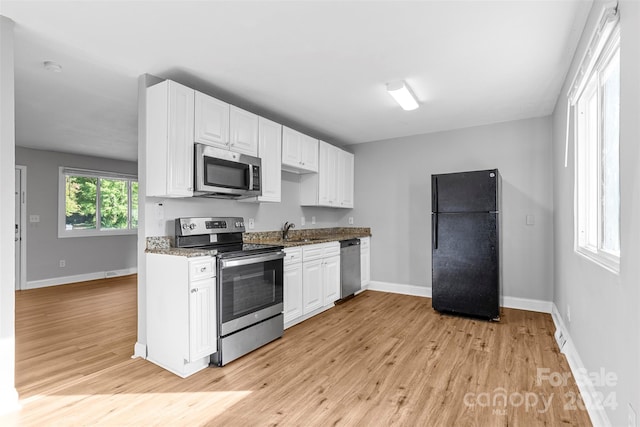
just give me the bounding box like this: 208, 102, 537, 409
248, 165, 253, 191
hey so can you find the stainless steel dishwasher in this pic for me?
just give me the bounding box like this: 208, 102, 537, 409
340, 238, 361, 300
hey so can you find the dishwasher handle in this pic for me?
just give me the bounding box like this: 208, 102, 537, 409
340, 238, 360, 248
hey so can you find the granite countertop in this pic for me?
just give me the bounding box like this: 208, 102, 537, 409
145, 236, 217, 258
243, 227, 371, 248
145, 227, 372, 256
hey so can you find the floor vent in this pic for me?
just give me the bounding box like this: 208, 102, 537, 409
554, 328, 567, 352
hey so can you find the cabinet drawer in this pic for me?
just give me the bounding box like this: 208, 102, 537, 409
284, 247, 302, 265
189, 258, 215, 281
323, 242, 340, 257
302, 244, 324, 261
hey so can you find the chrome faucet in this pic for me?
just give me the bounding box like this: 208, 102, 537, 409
282, 221, 295, 240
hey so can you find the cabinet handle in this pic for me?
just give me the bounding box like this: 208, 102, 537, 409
200, 267, 207, 272
191, 288, 198, 293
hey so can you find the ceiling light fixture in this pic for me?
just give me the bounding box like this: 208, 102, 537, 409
43, 61, 62, 72
386, 81, 419, 111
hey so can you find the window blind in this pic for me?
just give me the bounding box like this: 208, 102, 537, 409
564, 1, 619, 168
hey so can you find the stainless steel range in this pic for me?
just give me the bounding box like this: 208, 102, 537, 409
175, 217, 284, 366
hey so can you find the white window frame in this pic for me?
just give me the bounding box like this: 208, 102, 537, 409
58, 167, 138, 238
573, 24, 620, 273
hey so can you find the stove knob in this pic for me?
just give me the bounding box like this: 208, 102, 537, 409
182, 224, 189, 230
189, 223, 196, 230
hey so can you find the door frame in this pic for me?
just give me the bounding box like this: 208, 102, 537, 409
15, 165, 26, 291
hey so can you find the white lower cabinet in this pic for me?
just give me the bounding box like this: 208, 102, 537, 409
302, 259, 324, 314
283, 248, 303, 324
360, 237, 371, 287
147, 254, 216, 378
284, 243, 340, 328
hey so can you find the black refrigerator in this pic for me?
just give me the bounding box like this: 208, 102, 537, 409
431, 169, 501, 320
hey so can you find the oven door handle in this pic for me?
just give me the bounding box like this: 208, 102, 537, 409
220, 251, 285, 268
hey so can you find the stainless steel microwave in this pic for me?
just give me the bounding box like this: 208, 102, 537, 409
194, 143, 261, 199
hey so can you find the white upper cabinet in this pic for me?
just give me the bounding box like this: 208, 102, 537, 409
338, 150, 354, 208
300, 141, 354, 208
241, 116, 282, 203
194, 91, 230, 147
318, 142, 339, 206
146, 80, 195, 198
229, 106, 259, 156
282, 126, 319, 173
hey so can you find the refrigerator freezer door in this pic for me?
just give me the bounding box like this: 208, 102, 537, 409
432, 169, 498, 213
432, 212, 499, 319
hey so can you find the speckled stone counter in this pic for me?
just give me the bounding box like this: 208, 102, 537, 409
145, 236, 216, 257
145, 227, 371, 255
244, 227, 371, 247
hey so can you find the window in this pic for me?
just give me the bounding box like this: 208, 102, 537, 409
59, 167, 138, 237
574, 24, 620, 272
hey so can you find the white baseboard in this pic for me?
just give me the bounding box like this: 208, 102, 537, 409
132, 342, 147, 359
0, 386, 20, 415
367, 281, 551, 313
502, 295, 553, 313
367, 281, 432, 297
25, 267, 137, 290
551, 304, 610, 427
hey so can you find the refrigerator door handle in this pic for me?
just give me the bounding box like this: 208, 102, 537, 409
432, 214, 438, 249
432, 177, 438, 213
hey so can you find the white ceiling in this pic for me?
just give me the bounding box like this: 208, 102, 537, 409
2, 1, 592, 162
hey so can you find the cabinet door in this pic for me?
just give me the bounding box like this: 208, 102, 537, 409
147, 80, 195, 198
318, 142, 338, 206
257, 117, 282, 202
282, 126, 302, 168
323, 255, 341, 305
300, 134, 319, 172
284, 263, 303, 324
360, 237, 370, 287
167, 82, 195, 197
194, 92, 230, 147
302, 259, 323, 314
339, 150, 354, 208
188, 278, 217, 362
230, 106, 258, 156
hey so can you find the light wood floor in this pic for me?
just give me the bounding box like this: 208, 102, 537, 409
3, 276, 592, 426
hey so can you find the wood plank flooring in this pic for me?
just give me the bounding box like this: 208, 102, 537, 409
3, 276, 592, 426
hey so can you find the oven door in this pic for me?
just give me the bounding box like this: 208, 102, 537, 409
218, 251, 284, 336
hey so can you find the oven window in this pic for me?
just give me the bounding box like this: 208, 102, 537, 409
220, 259, 283, 322
204, 157, 248, 190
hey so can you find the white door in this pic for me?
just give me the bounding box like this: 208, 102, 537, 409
14, 167, 24, 290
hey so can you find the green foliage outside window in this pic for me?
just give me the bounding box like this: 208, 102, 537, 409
64, 173, 137, 232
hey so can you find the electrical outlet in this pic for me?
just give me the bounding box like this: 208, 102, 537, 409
311, 216, 316, 225
566, 304, 571, 323
29, 215, 40, 223
526, 214, 535, 225
348, 217, 354, 225
59, 260, 66, 268
301, 217, 306, 226
248, 218, 255, 230
629, 403, 637, 427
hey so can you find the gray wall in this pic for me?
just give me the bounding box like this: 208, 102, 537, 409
15, 147, 138, 283
551, 1, 640, 424
351, 116, 554, 302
